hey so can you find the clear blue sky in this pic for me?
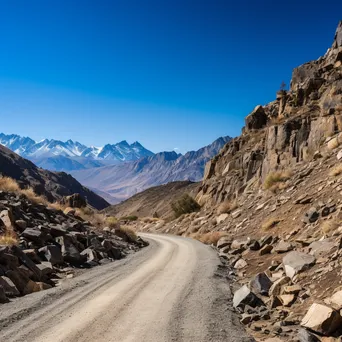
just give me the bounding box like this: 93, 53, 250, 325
0, 0, 341, 153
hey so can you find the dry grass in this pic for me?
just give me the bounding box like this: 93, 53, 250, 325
76, 207, 105, 228
191, 231, 227, 246
0, 232, 18, 246
264, 170, 292, 190
21, 188, 48, 205
321, 219, 340, 235
0, 176, 20, 192
106, 216, 119, 229
48, 201, 68, 211
217, 200, 238, 214
118, 225, 138, 242
261, 217, 281, 231
141, 217, 160, 223
329, 164, 342, 177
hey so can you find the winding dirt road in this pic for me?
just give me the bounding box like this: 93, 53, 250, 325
0, 234, 252, 342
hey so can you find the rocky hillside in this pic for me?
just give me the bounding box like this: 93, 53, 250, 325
0, 190, 147, 304
72, 136, 231, 204
140, 21, 342, 341
105, 181, 200, 220
0, 133, 154, 172
0, 144, 109, 210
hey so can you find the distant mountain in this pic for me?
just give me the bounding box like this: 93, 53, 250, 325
71, 136, 231, 204
0, 144, 109, 210
0, 133, 154, 171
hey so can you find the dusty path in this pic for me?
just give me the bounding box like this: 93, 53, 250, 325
0, 234, 253, 342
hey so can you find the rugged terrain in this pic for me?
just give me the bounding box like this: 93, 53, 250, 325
0, 190, 147, 307
0, 144, 109, 210
137, 21, 342, 341
105, 181, 199, 220
0, 234, 252, 342
72, 136, 231, 203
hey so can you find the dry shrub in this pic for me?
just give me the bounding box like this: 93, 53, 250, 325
106, 216, 119, 228
321, 219, 340, 235
262, 217, 281, 231
77, 207, 105, 228
195, 231, 227, 246
329, 164, 342, 177
118, 225, 138, 242
217, 200, 238, 214
141, 217, 160, 223
264, 170, 292, 190
0, 176, 20, 192
21, 188, 48, 205
0, 232, 18, 246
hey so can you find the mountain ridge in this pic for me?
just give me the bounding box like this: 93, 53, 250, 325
71, 136, 231, 203
0, 133, 154, 171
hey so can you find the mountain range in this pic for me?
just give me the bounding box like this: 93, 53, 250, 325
71, 136, 231, 203
0, 133, 154, 172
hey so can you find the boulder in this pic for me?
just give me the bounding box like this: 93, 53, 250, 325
15, 220, 27, 231
245, 105, 268, 130
0, 210, 14, 229
250, 272, 273, 296
36, 262, 53, 277
22, 228, 46, 244
56, 235, 85, 264
309, 239, 335, 257
38, 245, 63, 265
304, 207, 319, 224
0, 276, 20, 297
301, 303, 342, 335
278, 294, 295, 306
269, 276, 291, 296
80, 248, 99, 263
297, 328, 320, 342
259, 244, 273, 255
233, 285, 261, 309
6, 269, 40, 295
10, 245, 43, 280
327, 290, 342, 310
217, 236, 231, 249
234, 258, 247, 269
283, 251, 315, 279
274, 240, 293, 253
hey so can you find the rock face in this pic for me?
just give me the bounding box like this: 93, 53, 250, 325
0, 144, 109, 210
196, 21, 342, 208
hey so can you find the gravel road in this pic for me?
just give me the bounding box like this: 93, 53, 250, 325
0, 234, 253, 342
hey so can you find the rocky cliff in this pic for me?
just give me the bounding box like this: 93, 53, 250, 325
196, 21, 342, 208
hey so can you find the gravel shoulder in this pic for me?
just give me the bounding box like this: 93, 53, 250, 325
0, 233, 253, 342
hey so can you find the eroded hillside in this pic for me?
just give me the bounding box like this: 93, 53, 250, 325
139, 21, 342, 342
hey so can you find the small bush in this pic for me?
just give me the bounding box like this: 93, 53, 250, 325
0, 232, 18, 246
217, 200, 238, 214
117, 225, 138, 242
0, 176, 20, 192
262, 218, 281, 231
121, 215, 138, 221
171, 194, 201, 218
190, 231, 227, 246
321, 219, 340, 235
264, 170, 292, 190
329, 164, 342, 177
106, 216, 119, 228
76, 207, 105, 228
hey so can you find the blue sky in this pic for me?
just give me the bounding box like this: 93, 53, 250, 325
0, 0, 341, 153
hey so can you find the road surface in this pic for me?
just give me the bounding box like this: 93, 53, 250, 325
0, 234, 253, 342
